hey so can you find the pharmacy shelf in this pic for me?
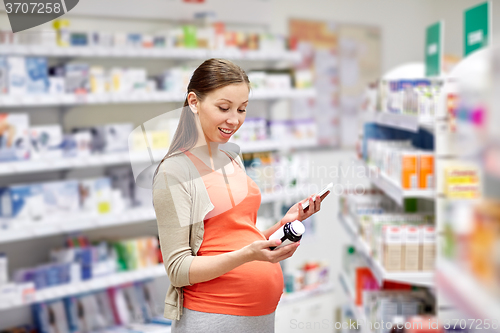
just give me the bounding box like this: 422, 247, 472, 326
360, 161, 435, 206
0, 89, 316, 107
279, 283, 334, 306
0, 189, 304, 244
437, 260, 500, 324
338, 272, 371, 333
0, 207, 156, 244
0, 264, 166, 311
0, 139, 318, 176
0, 151, 163, 176
362, 112, 434, 133
338, 213, 435, 287
0, 45, 302, 62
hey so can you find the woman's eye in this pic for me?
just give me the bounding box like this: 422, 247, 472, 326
238, 109, 246, 113
219, 107, 229, 111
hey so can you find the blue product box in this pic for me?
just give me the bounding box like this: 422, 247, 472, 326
64, 63, 89, 94
0, 57, 7, 94
64, 297, 81, 333
42, 180, 79, 217
7, 56, 27, 95
0, 184, 45, 223
29, 124, 63, 160
25, 57, 49, 94
0, 113, 30, 162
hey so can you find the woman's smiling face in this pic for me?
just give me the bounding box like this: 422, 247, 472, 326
196, 83, 249, 143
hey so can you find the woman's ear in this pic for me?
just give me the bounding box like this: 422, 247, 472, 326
187, 92, 198, 114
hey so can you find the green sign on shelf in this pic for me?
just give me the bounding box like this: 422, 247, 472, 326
425, 21, 442, 77
464, 1, 491, 57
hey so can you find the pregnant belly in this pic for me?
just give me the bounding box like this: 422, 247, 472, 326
183, 260, 284, 316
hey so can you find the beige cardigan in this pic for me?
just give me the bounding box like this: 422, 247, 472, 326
152, 149, 245, 320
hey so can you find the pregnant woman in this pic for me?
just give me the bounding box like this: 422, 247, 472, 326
153, 58, 324, 333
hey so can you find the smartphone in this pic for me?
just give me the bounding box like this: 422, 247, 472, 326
301, 182, 333, 212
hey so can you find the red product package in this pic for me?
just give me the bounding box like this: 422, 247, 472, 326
355, 267, 376, 306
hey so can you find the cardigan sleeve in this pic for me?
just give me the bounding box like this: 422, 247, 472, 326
153, 159, 195, 288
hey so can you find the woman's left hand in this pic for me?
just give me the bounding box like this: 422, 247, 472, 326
280, 194, 324, 226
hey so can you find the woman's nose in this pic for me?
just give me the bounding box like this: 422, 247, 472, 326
226, 115, 239, 126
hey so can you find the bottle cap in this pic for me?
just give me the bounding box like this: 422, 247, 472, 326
290, 221, 305, 236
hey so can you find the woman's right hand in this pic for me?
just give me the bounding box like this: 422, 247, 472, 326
243, 239, 300, 263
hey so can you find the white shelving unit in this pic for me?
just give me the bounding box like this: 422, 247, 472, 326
339, 212, 434, 287
0, 187, 306, 244
0, 264, 166, 311
0, 89, 316, 107
359, 160, 435, 206
0, 139, 318, 176
436, 260, 500, 324
0, 207, 156, 244
363, 112, 434, 133
0, 45, 302, 62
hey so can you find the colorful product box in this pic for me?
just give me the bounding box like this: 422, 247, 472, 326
401, 151, 418, 189
104, 123, 134, 152
402, 225, 420, 271
382, 225, 402, 271
79, 178, 112, 215
419, 152, 434, 189
25, 57, 49, 94
420, 225, 436, 271
0, 113, 30, 162
29, 125, 63, 160
42, 180, 80, 217
0, 184, 45, 223
444, 166, 481, 199
64, 63, 89, 94
7, 56, 27, 95
0, 56, 7, 94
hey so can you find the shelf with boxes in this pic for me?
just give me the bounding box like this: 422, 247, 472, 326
338, 190, 436, 287
362, 112, 435, 134
0, 88, 316, 108
339, 241, 437, 333
0, 264, 166, 311
0, 55, 315, 106
0, 16, 302, 62
435, 48, 500, 326
0, 109, 318, 177
0, 140, 318, 176
359, 160, 435, 206
339, 213, 434, 287
0, 234, 165, 311
0, 207, 156, 244
361, 66, 442, 133
1, 277, 174, 333
0, 45, 302, 62
0, 187, 306, 244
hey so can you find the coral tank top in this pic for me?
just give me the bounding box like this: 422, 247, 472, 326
181, 149, 284, 316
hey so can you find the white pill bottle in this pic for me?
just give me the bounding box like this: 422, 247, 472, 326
269, 220, 305, 250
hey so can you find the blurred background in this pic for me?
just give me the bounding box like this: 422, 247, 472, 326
0, 0, 498, 332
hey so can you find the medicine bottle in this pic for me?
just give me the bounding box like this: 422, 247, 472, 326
269, 220, 305, 250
